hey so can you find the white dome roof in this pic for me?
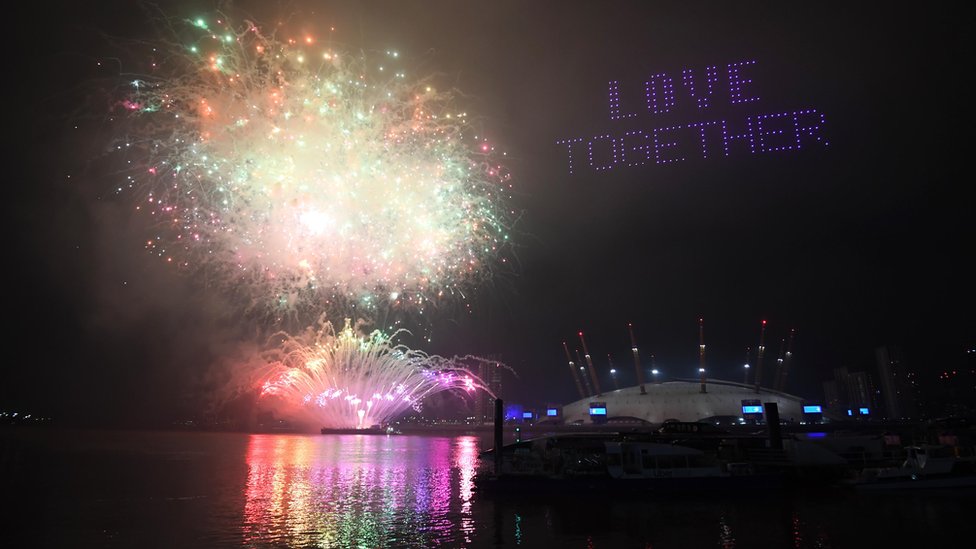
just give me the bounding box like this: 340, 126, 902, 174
562, 379, 807, 424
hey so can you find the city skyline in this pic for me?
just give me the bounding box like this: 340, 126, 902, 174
5, 1, 972, 426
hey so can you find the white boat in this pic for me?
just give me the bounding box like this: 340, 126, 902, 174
474, 435, 781, 495
605, 441, 733, 479
852, 445, 976, 491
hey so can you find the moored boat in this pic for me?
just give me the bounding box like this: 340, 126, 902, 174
848, 444, 976, 491
474, 433, 782, 495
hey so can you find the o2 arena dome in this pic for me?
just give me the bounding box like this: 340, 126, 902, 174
560, 378, 809, 425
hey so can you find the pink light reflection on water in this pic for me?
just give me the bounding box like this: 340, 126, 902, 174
241, 434, 483, 547
455, 436, 479, 544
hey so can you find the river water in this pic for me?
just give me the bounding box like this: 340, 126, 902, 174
2, 429, 971, 547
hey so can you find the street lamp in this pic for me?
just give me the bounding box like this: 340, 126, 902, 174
743, 363, 750, 385
651, 368, 660, 384
610, 368, 619, 390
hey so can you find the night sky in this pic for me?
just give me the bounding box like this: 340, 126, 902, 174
7, 1, 973, 425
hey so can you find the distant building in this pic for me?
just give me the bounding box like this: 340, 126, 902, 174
824, 367, 878, 417
875, 345, 921, 419
932, 347, 976, 417
823, 380, 841, 417
845, 370, 877, 411
473, 356, 504, 425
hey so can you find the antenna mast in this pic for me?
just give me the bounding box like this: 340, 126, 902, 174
578, 331, 602, 396
754, 320, 767, 394
628, 323, 647, 394
699, 318, 707, 394
562, 341, 587, 399
776, 329, 795, 392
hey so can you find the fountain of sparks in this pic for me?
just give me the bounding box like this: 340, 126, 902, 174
258, 318, 491, 429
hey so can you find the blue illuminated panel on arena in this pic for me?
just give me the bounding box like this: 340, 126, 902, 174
742, 405, 763, 414
803, 405, 822, 414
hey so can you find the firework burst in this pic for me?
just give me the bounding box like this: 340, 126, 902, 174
257, 318, 492, 428
113, 14, 514, 320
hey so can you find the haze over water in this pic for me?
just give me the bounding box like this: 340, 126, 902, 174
2, 429, 971, 548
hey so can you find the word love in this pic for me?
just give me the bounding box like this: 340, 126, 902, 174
555, 60, 828, 174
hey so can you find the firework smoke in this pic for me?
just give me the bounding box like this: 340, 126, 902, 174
113, 14, 514, 320
100, 12, 515, 425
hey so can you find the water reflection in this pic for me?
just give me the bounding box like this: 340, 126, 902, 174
237, 433, 906, 548
487, 492, 846, 549
457, 436, 478, 544
4, 430, 970, 547
718, 512, 735, 548
237, 432, 967, 548
242, 434, 480, 548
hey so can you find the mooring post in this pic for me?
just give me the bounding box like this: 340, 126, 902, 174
765, 402, 782, 449
494, 398, 504, 474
